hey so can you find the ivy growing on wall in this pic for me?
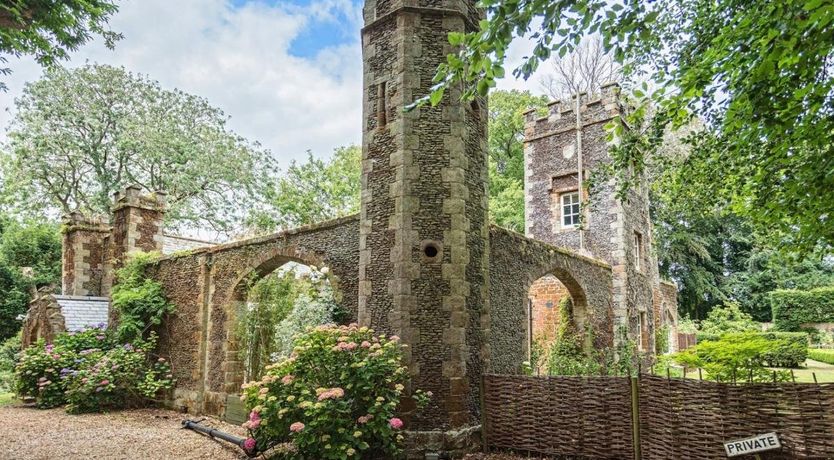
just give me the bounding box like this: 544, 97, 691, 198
110, 252, 174, 343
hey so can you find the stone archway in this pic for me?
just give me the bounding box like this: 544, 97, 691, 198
219, 249, 342, 423
525, 266, 591, 371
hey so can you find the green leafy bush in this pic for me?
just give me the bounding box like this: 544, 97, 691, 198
240, 324, 429, 459
771, 287, 834, 331
696, 303, 759, 342
809, 349, 834, 365
63, 334, 172, 413
675, 333, 792, 383
757, 332, 809, 368
696, 331, 808, 368
0, 335, 21, 392
111, 252, 174, 343
15, 325, 173, 412
15, 254, 176, 412
15, 326, 111, 408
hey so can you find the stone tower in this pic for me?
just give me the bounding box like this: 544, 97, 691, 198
523, 85, 675, 351
358, 0, 490, 433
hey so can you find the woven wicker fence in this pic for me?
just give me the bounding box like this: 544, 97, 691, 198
482, 373, 834, 459
482, 374, 635, 458
639, 374, 834, 459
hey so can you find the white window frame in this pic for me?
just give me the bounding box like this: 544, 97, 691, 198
637, 311, 646, 351
561, 191, 581, 229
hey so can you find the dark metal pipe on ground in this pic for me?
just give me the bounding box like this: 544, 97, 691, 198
181, 419, 257, 457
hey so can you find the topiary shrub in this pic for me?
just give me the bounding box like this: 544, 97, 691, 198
240, 323, 430, 459
809, 349, 834, 365
771, 286, 834, 331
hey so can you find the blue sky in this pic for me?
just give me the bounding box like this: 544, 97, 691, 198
0, 0, 540, 171
230, 0, 363, 58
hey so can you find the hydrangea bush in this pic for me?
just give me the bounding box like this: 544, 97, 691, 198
240, 324, 429, 459
15, 325, 173, 411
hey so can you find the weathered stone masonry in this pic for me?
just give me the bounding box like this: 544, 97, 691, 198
358, 0, 489, 431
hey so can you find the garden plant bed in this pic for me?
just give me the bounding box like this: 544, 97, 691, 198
0, 404, 249, 459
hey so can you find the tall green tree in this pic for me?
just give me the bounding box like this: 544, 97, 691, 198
426, 0, 834, 250
0, 218, 61, 340
0, 0, 121, 90
487, 90, 548, 231
2, 64, 276, 233
252, 145, 361, 231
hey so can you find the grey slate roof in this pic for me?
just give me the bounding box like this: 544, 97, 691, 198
162, 234, 216, 254
55, 295, 110, 332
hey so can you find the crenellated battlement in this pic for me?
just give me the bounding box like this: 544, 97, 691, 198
523, 82, 622, 137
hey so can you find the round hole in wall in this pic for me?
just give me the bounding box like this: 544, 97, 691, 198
420, 240, 442, 262
424, 244, 438, 258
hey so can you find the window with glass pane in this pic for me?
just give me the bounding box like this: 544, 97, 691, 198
561, 191, 580, 228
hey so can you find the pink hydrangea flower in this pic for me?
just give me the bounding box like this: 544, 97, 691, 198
361, 341, 371, 348
317, 387, 345, 401
389, 418, 404, 429
390, 335, 401, 342
281, 375, 294, 385
243, 437, 256, 452
357, 415, 373, 424
100, 379, 109, 386
290, 422, 305, 433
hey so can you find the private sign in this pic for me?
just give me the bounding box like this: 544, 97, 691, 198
724, 432, 781, 457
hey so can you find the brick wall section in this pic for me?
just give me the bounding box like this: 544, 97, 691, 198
61, 212, 110, 296
529, 275, 569, 345
523, 85, 675, 353
488, 226, 614, 374
149, 215, 360, 416
358, 0, 489, 430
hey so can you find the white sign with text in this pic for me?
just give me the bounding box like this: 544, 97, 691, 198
724, 432, 781, 457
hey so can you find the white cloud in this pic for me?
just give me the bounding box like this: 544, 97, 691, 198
0, 0, 364, 169
0, 0, 552, 173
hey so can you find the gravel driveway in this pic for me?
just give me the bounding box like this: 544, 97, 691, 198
0, 404, 248, 459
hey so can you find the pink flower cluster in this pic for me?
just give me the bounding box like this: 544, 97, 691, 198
389, 417, 404, 429
316, 387, 345, 401
243, 437, 256, 452
242, 411, 261, 430
332, 341, 358, 352
357, 414, 374, 424
281, 374, 294, 385
290, 422, 305, 433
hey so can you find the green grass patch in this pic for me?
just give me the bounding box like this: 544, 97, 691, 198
0, 392, 17, 406
809, 349, 834, 365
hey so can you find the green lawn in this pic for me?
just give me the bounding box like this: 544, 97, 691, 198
787, 359, 834, 383
0, 392, 17, 406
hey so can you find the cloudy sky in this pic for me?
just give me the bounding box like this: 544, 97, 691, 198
0, 0, 546, 169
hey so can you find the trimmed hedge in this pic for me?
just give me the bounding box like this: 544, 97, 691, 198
771, 287, 834, 331
699, 331, 809, 368
809, 349, 834, 365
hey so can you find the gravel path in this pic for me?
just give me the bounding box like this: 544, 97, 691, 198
0, 404, 248, 460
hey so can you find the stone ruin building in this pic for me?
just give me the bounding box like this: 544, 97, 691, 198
22, 0, 678, 455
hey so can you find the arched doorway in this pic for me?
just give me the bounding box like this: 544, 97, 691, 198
526, 269, 589, 374
221, 254, 346, 422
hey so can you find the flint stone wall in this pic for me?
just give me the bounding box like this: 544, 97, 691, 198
149, 215, 360, 415
488, 226, 614, 374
